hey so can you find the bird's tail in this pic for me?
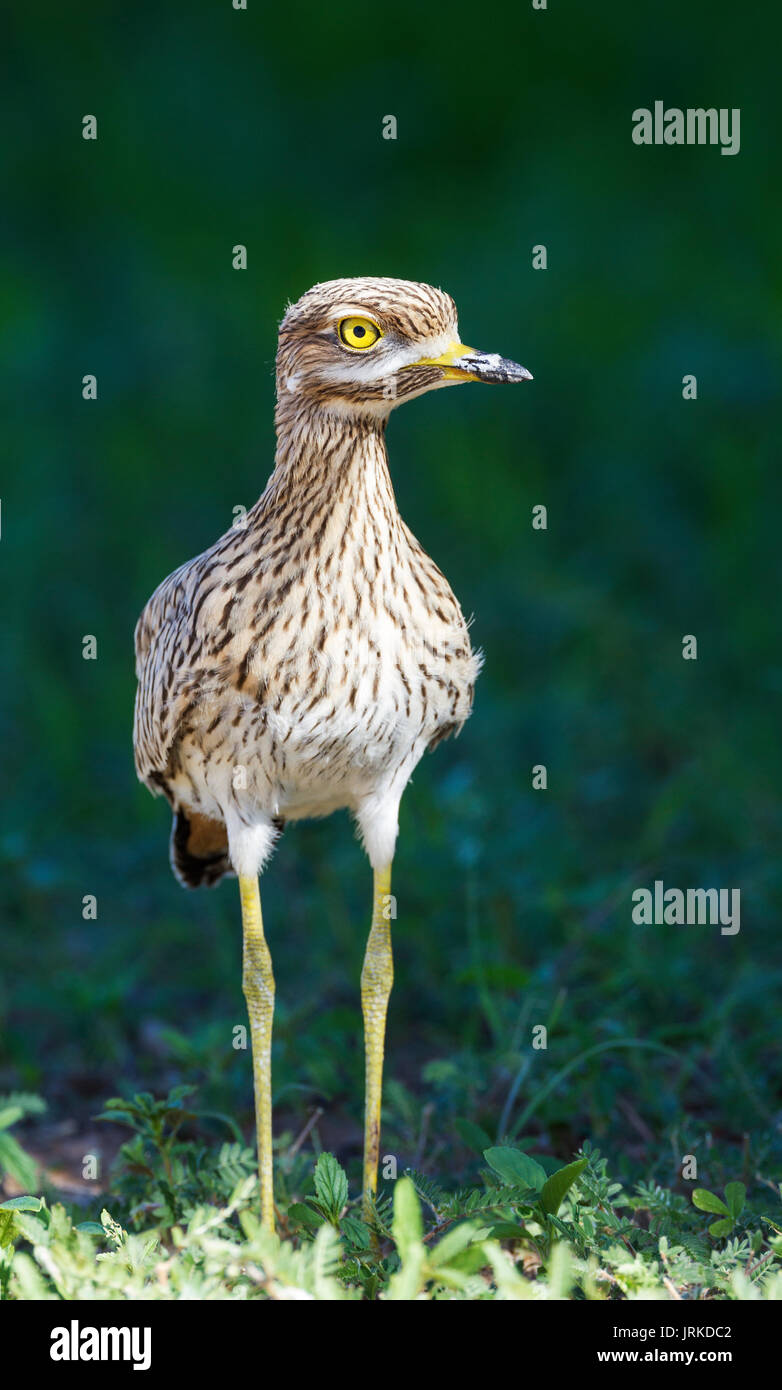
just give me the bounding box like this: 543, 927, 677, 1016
170, 808, 233, 888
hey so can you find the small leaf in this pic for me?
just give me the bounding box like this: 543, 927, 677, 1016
708, 1217, 734, 1239
540, 1157, 589, 1217
289, 1202, 322, 1230
484, 1147, 547, 1191
454, 1117, 492, 1153
692, 1188, 730, 1216
724, 1182, 746, 1219
313, 1152, 348, 1219
428, 1220, 480, 1268
75, 1221, 106, 1235
340, 1215, 371, 1248
0, 1131, 38, 1189
238, 1208, 260, 1240
391, 1176, 423, 1259
486, 1222, 527, 1240
0, 1093, 46, 1119
0, 1195, 43, 1212
167, 1084, 196, 1106
96, 1110, 137, 1128
0, 1212, 16, 1249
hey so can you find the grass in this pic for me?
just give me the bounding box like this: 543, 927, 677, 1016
2, 1087, 781, 1300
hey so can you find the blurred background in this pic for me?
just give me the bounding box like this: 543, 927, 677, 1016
1, 0, 780, 1197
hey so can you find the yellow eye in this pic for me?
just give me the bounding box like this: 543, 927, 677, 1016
338, 316, 381, 350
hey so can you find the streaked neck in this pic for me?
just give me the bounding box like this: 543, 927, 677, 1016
267, 396, 397, 520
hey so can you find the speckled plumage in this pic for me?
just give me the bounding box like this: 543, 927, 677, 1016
133, 276, 531, 1230
133, 278, 515, 886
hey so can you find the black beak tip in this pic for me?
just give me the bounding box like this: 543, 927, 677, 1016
501, 358, 533, 384
455, 353, 533, 384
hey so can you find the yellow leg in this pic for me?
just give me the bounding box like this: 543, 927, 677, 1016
361, 864, 393, 1222
239, 874, 275, 1231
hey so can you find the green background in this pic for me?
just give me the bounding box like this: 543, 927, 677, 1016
2, 1, 779, 1193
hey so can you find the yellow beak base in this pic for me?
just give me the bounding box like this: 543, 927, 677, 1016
413, 341, 533, 385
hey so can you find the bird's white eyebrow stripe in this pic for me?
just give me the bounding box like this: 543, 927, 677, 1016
328, 304, 386, 325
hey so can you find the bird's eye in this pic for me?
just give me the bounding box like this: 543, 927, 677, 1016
338, 316, 382, 350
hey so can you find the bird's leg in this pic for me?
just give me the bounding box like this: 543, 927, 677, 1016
361, 863, 393, 1222
239, 874, 276, 1231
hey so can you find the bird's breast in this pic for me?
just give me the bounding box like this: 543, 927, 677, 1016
151, 498, 481, 826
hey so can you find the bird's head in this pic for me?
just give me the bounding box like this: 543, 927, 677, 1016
275, 276, 532, 421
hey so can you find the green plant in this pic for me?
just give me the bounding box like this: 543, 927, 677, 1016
1, 1101, 780, 1302
0, 1094, 46, 1191
692, 1182, 747, 1239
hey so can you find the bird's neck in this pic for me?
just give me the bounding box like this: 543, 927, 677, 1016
264, 397, 399, 530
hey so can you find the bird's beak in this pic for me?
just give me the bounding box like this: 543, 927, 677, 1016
414, 340, 533, 384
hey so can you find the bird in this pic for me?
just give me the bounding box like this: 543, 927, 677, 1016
133, 277, 532, 1233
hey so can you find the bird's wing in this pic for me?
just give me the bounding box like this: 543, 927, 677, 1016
133, 550, 233, 793
134, 561, 189, 792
